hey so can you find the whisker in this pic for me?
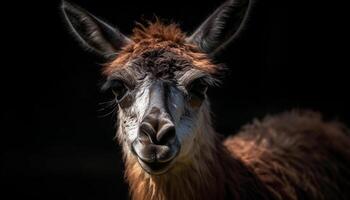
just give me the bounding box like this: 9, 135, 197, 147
98, 103, 118, 118
98, 99, 117, 111
98, 99, 116, 105
97, 98, 119, 119
98, 100, 116, 107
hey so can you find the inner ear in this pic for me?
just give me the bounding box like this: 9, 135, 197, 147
61, 1, 132, 60
186, 0, 251, 55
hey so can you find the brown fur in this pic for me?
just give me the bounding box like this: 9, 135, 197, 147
225, 110, 350, 200
103, 22, 216, 75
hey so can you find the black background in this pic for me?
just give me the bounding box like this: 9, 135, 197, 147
2, 0, 349, 199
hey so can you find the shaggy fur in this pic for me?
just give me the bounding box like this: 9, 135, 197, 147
225, 110, 350, 200
103, 21, 217, 76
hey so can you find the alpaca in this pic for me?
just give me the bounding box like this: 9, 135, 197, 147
61, 0, 350, 199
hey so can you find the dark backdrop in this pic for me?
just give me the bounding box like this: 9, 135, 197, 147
2, 0, 349, 199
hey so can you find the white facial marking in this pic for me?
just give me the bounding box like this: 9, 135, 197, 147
120, 81, 151, 143
167, 85, 200, 159
167, 86, 185, 122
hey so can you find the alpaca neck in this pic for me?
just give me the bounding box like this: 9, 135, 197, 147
124, 130, 228, 199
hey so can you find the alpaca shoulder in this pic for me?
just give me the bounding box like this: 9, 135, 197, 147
223, 110, 350, 200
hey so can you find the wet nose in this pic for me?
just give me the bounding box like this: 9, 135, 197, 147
139, 107, 176, 145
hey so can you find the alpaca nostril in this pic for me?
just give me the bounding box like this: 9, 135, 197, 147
144, 107, 161, 131
139, 122, 156, 144
157, 125, 176, 145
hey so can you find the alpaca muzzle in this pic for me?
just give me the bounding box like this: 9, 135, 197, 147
131, 106, 180, 174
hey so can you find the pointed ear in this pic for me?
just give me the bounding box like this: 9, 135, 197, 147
61, 1, 132, 60
186, 0, 251, 55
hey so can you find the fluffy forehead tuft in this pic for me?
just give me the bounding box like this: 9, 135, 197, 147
103, 21, 219, 76
132, 20, 186, 43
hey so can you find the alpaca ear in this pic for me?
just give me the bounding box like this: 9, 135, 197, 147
186, 0, 251, 55
61, 1, 132, 60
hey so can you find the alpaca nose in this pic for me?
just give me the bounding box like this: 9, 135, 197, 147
139, 108, 176, 145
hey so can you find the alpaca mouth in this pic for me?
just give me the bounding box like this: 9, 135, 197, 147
137, 157, 174, 175
131, 137, 181, 175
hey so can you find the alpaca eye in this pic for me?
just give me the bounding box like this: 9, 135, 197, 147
110, 80, 128, 101
188, 78, 208, 100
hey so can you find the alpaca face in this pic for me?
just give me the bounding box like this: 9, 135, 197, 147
61, 0, 250, 174
103, 49, 211, 174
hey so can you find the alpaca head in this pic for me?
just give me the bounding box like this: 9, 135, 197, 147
61, 0, 250, 175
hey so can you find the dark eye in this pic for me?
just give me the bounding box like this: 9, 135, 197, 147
187, 78, 208, 100
110, 80, 128, 101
